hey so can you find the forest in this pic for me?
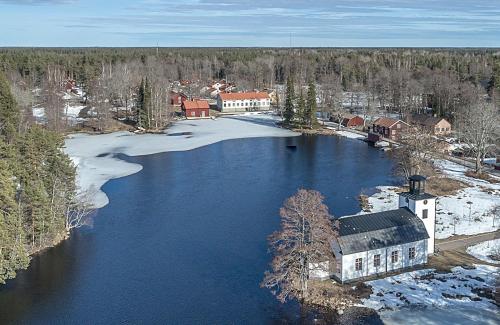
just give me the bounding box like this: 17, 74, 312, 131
0, 71, 85, 284
0, 47, 498, 284
0, 47, 498, 134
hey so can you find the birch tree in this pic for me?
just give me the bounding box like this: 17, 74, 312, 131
262, 189, 338, 304
457, 101, 499, 174
394, 126, 439, 179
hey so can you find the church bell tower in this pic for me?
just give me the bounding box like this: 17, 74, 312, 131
398, 175, 437, 254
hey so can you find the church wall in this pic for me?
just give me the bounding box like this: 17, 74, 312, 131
414, 199, 436, 254
340, 240, 428, 282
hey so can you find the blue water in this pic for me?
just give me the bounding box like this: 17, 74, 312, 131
0, 135, 397, 324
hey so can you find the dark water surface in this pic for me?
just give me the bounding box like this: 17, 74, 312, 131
0, 135, 397, 324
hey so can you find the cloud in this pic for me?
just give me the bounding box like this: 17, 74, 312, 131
0, 0, 76, 5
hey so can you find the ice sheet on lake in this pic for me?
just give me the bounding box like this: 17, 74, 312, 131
65, 116, 298, 208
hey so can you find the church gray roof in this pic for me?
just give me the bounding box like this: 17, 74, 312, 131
399, 191, 436, 201
336, 208, 429, 255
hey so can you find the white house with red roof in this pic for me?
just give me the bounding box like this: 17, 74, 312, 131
217, 92, 271, 113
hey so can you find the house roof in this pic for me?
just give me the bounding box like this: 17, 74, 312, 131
336, 208, 429, 255
182, 100, 209, 110
219, 92, 270, 101
373, 117, 407, 128
410, 114, 450, 127
342, 113, 359, 120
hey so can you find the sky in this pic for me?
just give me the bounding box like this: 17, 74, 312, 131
1, 0, 499, 47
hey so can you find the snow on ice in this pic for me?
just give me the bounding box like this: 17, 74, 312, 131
65, 115, 298, 208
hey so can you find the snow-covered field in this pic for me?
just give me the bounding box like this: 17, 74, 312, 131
65, 115, 298, 208
467, 239, 500, 264
363, 264, 499, 325
360, 159, 500, 239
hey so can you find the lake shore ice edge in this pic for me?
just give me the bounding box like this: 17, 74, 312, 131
64, 116, 299, 208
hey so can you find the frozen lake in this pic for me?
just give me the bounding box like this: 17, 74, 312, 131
0, 134, 398, 323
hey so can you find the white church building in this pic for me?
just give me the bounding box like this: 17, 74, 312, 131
312, 175, 436, 283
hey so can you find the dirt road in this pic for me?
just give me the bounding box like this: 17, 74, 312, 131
436, 230, 499, 251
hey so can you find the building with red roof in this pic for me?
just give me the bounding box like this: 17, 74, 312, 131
368, 117, 409, 142
170, 91, 188, 106
181, 100, 210, 119
217, 92, 271, 113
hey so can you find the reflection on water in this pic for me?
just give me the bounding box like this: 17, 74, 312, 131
0, 135, 397, 324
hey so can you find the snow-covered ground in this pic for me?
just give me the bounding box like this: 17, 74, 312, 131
32, 106, 46, 123
64, 104, 86, 119
363, 264, 499, 325
65, 115, 298, 208
467, 239, 500, 264
360, 158, 500, 239
333, 130, 366, 140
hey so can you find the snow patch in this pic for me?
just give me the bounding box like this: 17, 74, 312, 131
467, 239, 500, 264
335, 130, 366, 140
363, 264, 499, 324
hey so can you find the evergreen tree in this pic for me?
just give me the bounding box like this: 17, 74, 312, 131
0, 73, 20, 143
137, 78, 145, 127
296, 91, 306, 126
137, 78, 152, 129
283, 76, 295, 125
0, 158, 30, 284
306, 81, 317, 128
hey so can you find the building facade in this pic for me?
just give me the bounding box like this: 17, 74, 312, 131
181, 100, 210, 119
409, 114, 452, 136
311, 175, 437, 283
369, 117, 409, 141
170, 91, 188, 106
216, 92, 271, 112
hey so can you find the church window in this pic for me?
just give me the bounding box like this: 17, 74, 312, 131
409, 247, 416, 259
374, 254, 381, 267
355, 258, 363, 271
391, 251, 399, 263
422, 209, 428, 219
423, 200, 428, 205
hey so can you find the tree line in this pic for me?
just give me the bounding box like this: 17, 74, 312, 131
0, 72, 90, 284
0, 48, 498, 132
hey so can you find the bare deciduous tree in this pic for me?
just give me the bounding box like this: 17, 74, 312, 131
457, 100, 499, 174
394, 126, 440, 179
262, 189, 338, 304
65, 190, 96, 233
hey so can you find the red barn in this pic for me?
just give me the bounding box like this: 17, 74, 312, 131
340, 114, 364, 128
170, 91, 188, 106
182, 100, 210, 119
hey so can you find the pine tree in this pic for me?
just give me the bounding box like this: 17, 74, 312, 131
306, 81, 317, 128
297, 91, 306, 127
0, 159, 29, 284
0, 73, 20, 143
283, 76, 295, 125
137, 78, 145, 128
137, 78, 152, 129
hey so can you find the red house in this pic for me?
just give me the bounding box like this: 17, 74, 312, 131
337, 114, 364, 128
369, 117, 409, 141
170, 91, 188, 106
182, 100, 210, 119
